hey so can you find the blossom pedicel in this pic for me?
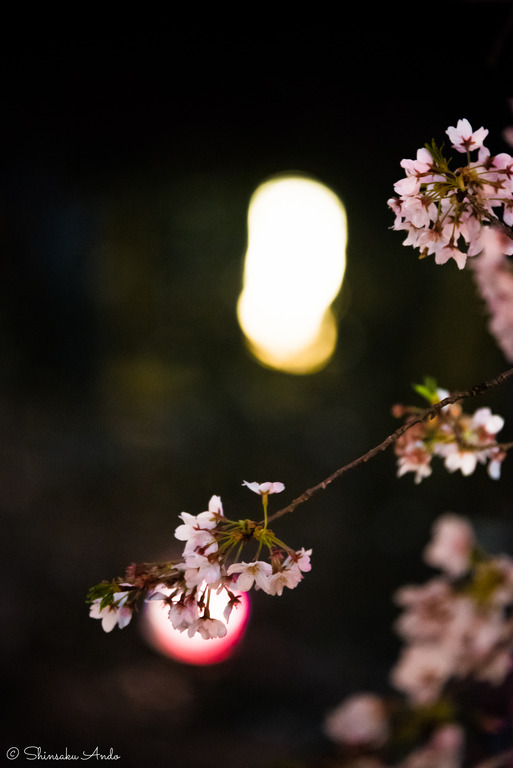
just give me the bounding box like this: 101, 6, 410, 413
87, 482, 311, 640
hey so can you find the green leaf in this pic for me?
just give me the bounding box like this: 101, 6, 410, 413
425, 139, 450, 171
413, 376, 439, 404
85, 581, 120, 606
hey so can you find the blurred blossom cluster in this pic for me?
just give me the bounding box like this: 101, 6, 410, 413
88, 481, 311, 640
324, 514, 513, 767
392, 378, 509, 485
388, 119, 513, 270
471, 227, 513, 363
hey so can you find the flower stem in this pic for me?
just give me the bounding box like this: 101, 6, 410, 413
262, 493, 269, 530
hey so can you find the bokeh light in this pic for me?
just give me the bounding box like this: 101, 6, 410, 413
237, 174, 347, 374
142, 589, 251, 665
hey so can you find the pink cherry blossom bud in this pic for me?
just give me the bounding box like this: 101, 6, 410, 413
208, 495, 224, 515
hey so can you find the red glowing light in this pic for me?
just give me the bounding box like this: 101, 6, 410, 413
142, 589, 250, 665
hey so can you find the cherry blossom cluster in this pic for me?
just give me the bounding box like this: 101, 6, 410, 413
323, 514, 513, 767
325, 694, 465, 768
388, 118, 513, 269
391, 513, 513, 702
87, 481, 311, 640
392, 378, 509, 484
470, 226, 513, 363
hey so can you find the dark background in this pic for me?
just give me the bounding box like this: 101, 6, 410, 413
2, 3, 513, 766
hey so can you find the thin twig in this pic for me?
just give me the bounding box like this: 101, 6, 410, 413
267, 366, 513, 524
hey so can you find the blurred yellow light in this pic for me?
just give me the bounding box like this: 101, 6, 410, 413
237, 175, 347, 374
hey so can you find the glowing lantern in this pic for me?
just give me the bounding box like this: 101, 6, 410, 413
237, 174, 347, 374
142, 589, 251, 665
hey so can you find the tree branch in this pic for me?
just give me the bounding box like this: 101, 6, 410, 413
267, 366, 513, 524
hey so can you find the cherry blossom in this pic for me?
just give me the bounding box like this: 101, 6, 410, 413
89, 591, 132, 633
168, 597, 200, 631
389, 119, 513, 270
434, 243, 468, 270
207, 494, 223, 515
390, 514, 513, 705
433, 441, 487, 476
242, 480, 285, 495
174, 510, 218, 548
187, 616, 227, 640
394, 578, 455, 642
423, 514, 475, 577
431, 405, 505, 478
222, 593, 242, 623
472, 406, 505, 437
400, 725, 464, 768
396, 441, 433, 484
266, 565, 303, 596
178, 553, 222, 589
227, 560, 272, 591
284, 547, 312, 573
390, 642, 456, 705
448, 597, 513, 683
488, 450, 507, 479
324, 693, 389, 748
446, 118, 489, 153
399, 194, 438, 229
392, 380, 508, 482
326, 516, 513, 765
89, 483, 311, 647
470, 227, 513, 362
400, 147, 435, 176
